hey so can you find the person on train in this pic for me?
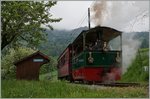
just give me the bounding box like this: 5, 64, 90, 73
92, 42, 99, 50
88, 43, 93, 51
103, 42, 110, 51
92, 39, 103, 50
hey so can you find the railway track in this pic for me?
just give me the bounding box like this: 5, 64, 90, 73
96, 82, 141, 87
73, 81, 142, 87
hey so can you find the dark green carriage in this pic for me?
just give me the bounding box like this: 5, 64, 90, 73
72, 26, 122, 70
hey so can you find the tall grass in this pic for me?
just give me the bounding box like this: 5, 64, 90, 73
2, 80, 148, 98
39, 70, 57, 81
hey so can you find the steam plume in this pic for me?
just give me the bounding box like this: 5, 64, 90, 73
91, 0, 108, 26
122, 33, 141, 73
91, 1, 149, 31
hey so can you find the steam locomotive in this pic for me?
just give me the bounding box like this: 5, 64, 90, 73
57, 26, 122, 83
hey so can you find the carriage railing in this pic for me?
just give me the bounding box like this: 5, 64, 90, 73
72, 50, 121, 70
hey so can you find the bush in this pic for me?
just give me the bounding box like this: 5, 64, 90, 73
1, 47, 36, 79
40, 56, 57, 74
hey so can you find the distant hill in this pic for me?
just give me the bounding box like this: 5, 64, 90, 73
132, 32, 149, 48
39, 26, 88, 56
38, 27, 149, 57
123, 32, 149, 48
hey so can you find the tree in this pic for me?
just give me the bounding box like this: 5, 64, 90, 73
1, 1, 62, 50
40, 56, 57, 74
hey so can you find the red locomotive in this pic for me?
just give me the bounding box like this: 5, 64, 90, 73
57, 26, 122, 83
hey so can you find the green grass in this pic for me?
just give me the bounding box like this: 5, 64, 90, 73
39, 70, 57, 81
1, 80, 148, 98
121, 48, 149, 83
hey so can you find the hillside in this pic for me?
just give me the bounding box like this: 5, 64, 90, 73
123, 32, 149, 48
39, 26, 88, 56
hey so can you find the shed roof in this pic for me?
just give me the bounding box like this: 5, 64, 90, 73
14, 51, 50, 65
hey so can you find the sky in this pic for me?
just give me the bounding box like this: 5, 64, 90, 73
50, 1, 149, 32
50, 1, 93, 30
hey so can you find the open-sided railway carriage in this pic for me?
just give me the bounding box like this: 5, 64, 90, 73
57, 26, 122, 83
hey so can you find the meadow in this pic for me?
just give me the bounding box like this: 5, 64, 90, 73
1, 79, 148, 98
2, 48, 149, 98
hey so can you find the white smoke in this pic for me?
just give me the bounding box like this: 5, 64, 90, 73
91, 1, 149, 32
122, 33, 142, 73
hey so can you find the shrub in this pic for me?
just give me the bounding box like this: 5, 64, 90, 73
1, 47, 36, 79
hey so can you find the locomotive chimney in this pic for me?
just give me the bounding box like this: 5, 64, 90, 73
88, 8, 91, 29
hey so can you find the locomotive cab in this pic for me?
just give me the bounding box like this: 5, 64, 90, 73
71, 26, 122, 83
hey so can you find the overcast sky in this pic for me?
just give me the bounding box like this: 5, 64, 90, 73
50, 1, 149, 32
50, 1, 92, 30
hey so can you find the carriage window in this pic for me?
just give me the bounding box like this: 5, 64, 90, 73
109, 36, 121, 51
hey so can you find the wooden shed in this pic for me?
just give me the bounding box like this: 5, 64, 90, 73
14, 51, 50, 80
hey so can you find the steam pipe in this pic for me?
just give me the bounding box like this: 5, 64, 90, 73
121, 33, 123, 75
88, 8, 91, 29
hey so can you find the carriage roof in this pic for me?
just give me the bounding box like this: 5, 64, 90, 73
72, 26, 122, 45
